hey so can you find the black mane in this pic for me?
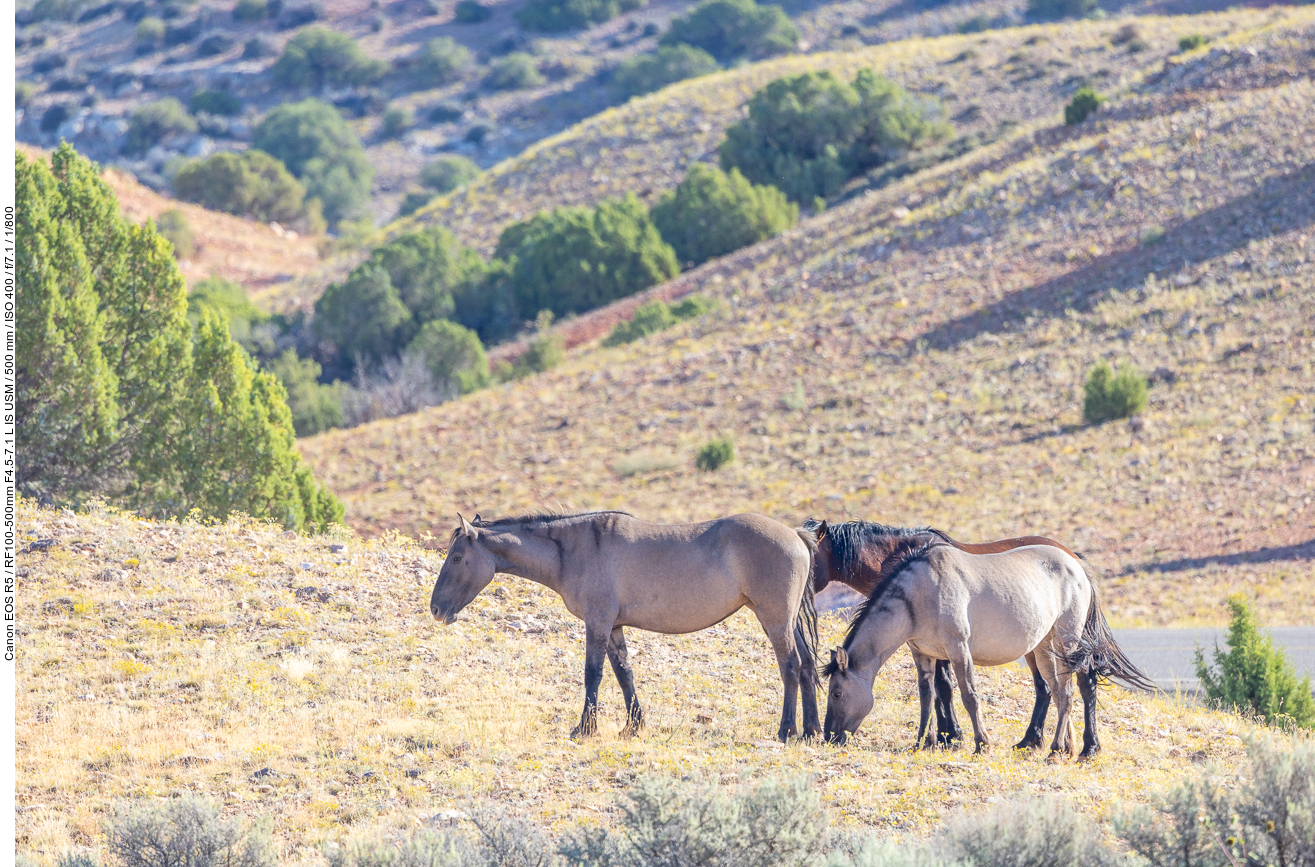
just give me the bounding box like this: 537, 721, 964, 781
801, 519, 952, 583
448, 510, 633, 547
822, 538, 947, 675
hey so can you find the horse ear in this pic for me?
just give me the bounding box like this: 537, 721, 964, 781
458, 513, 478, 539
815, 520, 829, 542
835, 647, 849, 672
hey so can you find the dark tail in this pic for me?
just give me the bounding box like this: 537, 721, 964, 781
1066, 586, 1157, 692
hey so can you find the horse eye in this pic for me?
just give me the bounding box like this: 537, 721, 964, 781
451, 555, 462, 563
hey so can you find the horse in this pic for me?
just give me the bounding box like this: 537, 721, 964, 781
800, 519, 1078, 751
822, 542, 1154, 759
429, 510, 821, 742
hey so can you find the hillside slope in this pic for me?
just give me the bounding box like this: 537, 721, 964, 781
300, 8, 1315, 629
16, 500, 1259, 863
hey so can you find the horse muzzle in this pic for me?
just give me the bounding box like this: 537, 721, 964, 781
430, 604, 457, 624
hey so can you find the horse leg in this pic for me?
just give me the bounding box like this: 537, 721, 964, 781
607, 626, 643, 737
949, 647, 990, 755
756, 617, 801, 742
933, 659, 963, 748
571, 622, 609, 741
1076, 666, 1101, 761
794, 620, 821, 739
912, 651, 938, 750
1013, 652, 1052, 751
1034, 647, 1076, 760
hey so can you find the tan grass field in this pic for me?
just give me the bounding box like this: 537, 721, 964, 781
16, 501, 1266, 866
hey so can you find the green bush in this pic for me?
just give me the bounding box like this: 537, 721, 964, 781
408, 319, 490, 395
135, 16, 165, 43
252, 99, 374, 226
602, 295, 716, 346
233, 0, 267, 20
189, 89, 242, 116
1026, 0, 1097, 20
173, 150, 306, 224
243, 36, 277, 59
495, 194, 679, 321
719, 69, 950, 203
1195, 596, 1315, 730
510, 329, 565, 378
17, 144, 342, 531
124, 98, 197, 155
610, 44, 720, 101
381, 104, 413, 138
483, 53, 545, 90
1064, 86, 1106, 124
1178, 34, 1206, 51
267, 350, 344, 436
271, 27, 388, 91
695, 438, 734, 471
651, 163, 797, 265
155, 209, 196, 259
419, 155, 480, 193
516, 0, 643, 33
17, 81, 38, 109
186, 277, 271, 351
453, 0, 493, 22
661, 0, 798, 63
1115, 736, 1315, 867
418, 36, 472, 82
1081, 359, 1147, 424
106, 795, 274, 867
315, 225, 486, 369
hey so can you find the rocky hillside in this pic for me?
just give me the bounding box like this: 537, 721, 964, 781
299, 7, 1315, 628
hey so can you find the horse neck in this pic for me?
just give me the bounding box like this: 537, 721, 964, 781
845, 532, 940, 595
479, 525, 564, 594
848, 593, 916, 682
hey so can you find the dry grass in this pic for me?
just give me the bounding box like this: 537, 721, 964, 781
300, 10, 1315, 628
16, 500, 1265, 865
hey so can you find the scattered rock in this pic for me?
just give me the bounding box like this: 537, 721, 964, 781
405, 768, 422, 778
695, 713, 714, 725
427, 809, 470, 826
27, 539, 58, 553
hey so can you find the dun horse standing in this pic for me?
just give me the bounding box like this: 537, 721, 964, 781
823, 542, 1153, 759
801, 519, 1078, 750
430, 511, 820, 741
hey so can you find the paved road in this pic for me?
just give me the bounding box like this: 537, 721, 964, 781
815, 585, 1315, 694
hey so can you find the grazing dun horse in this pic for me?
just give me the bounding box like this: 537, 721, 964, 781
430, 511, 820, 741
823, 542, 1153, 758
801, 519, 1078, 750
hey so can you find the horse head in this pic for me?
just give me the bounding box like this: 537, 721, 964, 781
823, 646, 874, 745
429, 514, 497, 623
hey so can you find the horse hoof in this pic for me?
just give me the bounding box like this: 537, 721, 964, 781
570, 725, 597, 742
973, 743, 989, 756
1013, 739, 1043, 752
1045, 750, 1071, 764
618, 725, 641, 739
1077, 749, 1100, 762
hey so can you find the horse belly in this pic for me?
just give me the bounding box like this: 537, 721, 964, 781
962, 593, 1061, 666
613, 567, 747, 635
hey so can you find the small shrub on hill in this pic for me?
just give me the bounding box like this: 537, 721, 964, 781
190, 89, 242, 116
125, 98, 197, 155
661, 0, 798, 63
695, 438, 735, 471
720, 70, 950, 203
381, 105, 413, 138
155, 209, 196, 259
173, 150, 306, 224
516, 0, 644, 33
603, 295, 716, 346
418, 36, 472, 83
253, 99, 374, 226
484, 53, 545, 90
272, 27, 388, 91
267, 350, 344, 436
938, 798, 1118, 867
186, 277, 272, 352
1195, 596, 1315, 730
495, 194, 679, 321
610, 44, 720, 101
454, 0, 493, 21
278, 3, 323, 28
165, 21, 201, 46
106, 796, 274, 867
197, 32, 236, 57
28, 0, 84, 22
1178, 34, 1206, 51
135, 16, 166, 43
420, 155, 480, 193
1065, 87, 1105, 124
1026, 0, 1097, 20
651, 163, 797, 266
509, 319, 565, 378
40, 104, 71, 134
234, 0, 268, 20
408, 319, 491, 395
243, 36, 276, 58
16, 82, 38, 109
1082, 359, 1146, 424
427, 101, 466, 123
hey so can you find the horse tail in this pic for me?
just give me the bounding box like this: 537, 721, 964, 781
793, 528, 821, 677
1067, 584, 1156, 693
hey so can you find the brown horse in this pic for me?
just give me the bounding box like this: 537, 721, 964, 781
430, 511, 820, 742
800, 519, 1080, 751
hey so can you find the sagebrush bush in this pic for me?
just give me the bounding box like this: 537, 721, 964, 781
938, 798, 1119, 867
1082, 359, 1147, 424
661, 0, 798, 63
125, 97, 197, 155
719, 70, 950, 203
604, 299, 676, 346
516, 0, 644, 32
1195, 596, 1315, 730
1178, 34, 1206, 51
484, 53, 545, 90
1064, 87, 1106, 124
651, 163, 797, 265
610, 44, 720, 101
511, 331, 565, 379
419, 36, 472, 83
696, 438, 735, 471
173, 150, 306, 224
105, 795, 275, 867
421, 155, 481, 193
